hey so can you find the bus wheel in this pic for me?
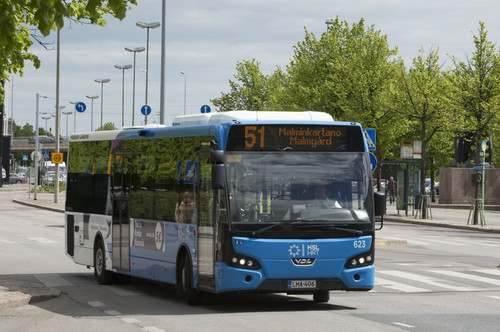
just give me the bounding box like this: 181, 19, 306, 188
94, 239, 116, 285
180, 254, 202, 305
313, 290, 330, 303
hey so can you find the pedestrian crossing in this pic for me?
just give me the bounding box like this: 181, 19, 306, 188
375, 267, 500, 293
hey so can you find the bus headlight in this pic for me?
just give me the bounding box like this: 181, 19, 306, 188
345, 252, 374, 269
228, 254, 261, 270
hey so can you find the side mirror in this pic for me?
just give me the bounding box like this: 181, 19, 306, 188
374, 191, 385, 230
211, 150, 225, 164
212, 164, 225, 189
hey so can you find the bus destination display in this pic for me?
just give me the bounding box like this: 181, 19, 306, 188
226, 125, 364, 152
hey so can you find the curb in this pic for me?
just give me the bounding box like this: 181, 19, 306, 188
383, 215, 500, 233
12, 199, 65, 214
0, 279, 61, 310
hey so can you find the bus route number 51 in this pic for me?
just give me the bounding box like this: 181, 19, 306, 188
245, 126, 265, 149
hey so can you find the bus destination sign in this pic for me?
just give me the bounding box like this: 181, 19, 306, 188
226, 125, 364, 152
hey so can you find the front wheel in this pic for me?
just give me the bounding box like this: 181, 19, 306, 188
94, 239, 116, 285
179, 254, 202, 305
313, 290, 330, 303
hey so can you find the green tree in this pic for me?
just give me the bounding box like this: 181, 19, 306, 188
211, 59, 283, 111
276, 17, 403, 181
0, 0, 137, 82
96, 122, 117, 131
447, 22, 500, 165
391, 48, 453, 217
447, 22, 500, 224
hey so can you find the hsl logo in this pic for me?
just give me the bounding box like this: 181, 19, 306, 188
288, 243, 320, 257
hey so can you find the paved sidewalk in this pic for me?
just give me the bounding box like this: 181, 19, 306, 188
383, 199, 500, 233
1, 183, 500, 310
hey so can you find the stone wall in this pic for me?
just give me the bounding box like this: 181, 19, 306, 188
439, 167, 500, 205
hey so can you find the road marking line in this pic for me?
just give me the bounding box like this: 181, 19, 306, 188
88, 301, 105, 307
378, 270, 478, 291
142, 327, 165, 332
473, 269, 500, 277
27, 237, 58, 244
429, 270, 500, 286
122, 317, 141, 324
393, 322, 415, 328
375, 276, 431, 293
105, 310, 122, 316
103, 285, 144, 296
486, 295, 500, 300
34, 274, 73, 287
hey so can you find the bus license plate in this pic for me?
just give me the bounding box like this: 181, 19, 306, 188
288, 280, 316, 289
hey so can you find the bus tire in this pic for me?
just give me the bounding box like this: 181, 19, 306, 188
94, 239, 116, 285
313, 290, 330, 303
180, 254, 202, 305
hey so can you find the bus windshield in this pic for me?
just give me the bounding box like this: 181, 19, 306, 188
225, 151, 372, 232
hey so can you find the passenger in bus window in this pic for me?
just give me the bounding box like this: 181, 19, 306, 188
175, 191, 195, 223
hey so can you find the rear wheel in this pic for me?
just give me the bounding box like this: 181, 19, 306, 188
94, 239, 116, 285
313, 290, 330, 303
179, 254, 202, 305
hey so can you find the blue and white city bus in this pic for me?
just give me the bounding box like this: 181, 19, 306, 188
65, 111, 384, 304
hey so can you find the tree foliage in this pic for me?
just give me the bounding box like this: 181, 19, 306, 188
96, 122, 117, 131
0, 0, 137, 81
391, 48, 453, 199
211, 59, 284, 111
447, 21, 500, 164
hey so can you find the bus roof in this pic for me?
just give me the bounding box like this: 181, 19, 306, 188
172, 111, 333, 126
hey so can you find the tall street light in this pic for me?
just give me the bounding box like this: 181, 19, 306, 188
95, 78, 110, 129
136, 21, 160, 125
125, 46, 145, 126
62, 111, 72, 139
41, 116, 51, 133
86, 95, 99, 131
181, 71, 187, 115
115, 64, 132, 128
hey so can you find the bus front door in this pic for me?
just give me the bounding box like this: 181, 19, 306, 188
111, 152, 132, 272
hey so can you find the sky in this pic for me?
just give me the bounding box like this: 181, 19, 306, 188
5, 0, 500, 136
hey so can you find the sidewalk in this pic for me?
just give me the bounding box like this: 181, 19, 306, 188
1, 183, 500, 310
383, 199, 500, 233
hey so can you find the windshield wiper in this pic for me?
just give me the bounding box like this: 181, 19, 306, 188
294, 221, 364, 235
251, 220, 363, 236
251, 220, 299, 236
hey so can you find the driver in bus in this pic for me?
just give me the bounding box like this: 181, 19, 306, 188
175, 191, 195, 223
308, 185, 342, 209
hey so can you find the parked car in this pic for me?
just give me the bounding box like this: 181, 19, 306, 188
9, 173, 27, 184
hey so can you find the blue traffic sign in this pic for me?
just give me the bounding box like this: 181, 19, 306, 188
369, 152, 377, 172
201, 105, 211, 113
141, 105, 151, 116
75, 102, 86, 113
363, 129, 376, 150
42, 150, 50, 160
22, 155, 28, 161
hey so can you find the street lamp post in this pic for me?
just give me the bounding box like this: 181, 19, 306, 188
69, 101, 79, 133
41, 116, 51, 133
125, 46, 145, 126
86, 95, 99, 131
181, 71, 187, 115
136, 21, 160, 125
115, 64, 133, 128
95, 78, 110, 129
62, 111, 72, 139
